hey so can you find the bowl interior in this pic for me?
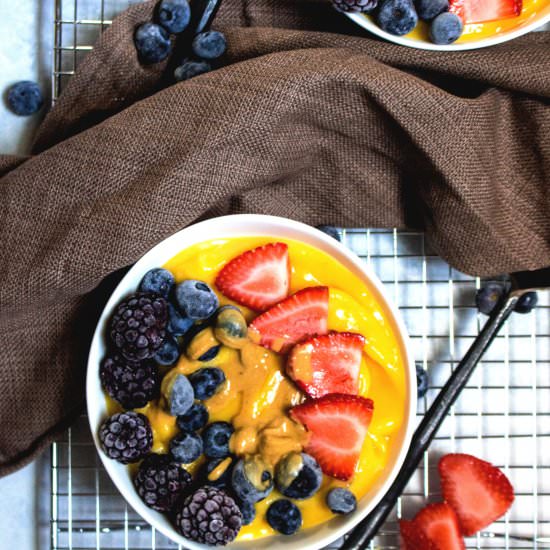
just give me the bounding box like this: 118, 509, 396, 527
86, 214, 416, 550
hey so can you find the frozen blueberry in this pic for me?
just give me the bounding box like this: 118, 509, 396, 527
326, 488, 357, 514
416, 364, 429, 399
231, 456, 273, 503
316, 225, 341, 242
415, 0, 448, 20
514, 291, 538, 314
267, 499, 302, 535
177, 402, 209, 432
203, 457, 233, 488
167, 303, 194, 336
139, 268, 174, 298
189, 367, 225, 400
430, 11, 463, 44
475, 282, 506, 316
202, 421, 234, 458
237, 498, 256, 526
157, 0, 191, 34
191, 31, 227, 60
154, 333, 180, 366
7, 81, 43, 116
167, 374, 194, 416
275, 452, 322, 500
174, 59, 212, 82
377, 0, 418, 36
175, 280, 219, 320
170, 431, 203, 463
134, 22, 172, 64
198, 345, 221, 362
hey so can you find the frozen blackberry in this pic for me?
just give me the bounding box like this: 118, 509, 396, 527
100, 354, 159, 409
332, 0, 378, 12
134, 453, 192, 512
99, 412, 152, 464
175, 486, 243, 545
110, 292, 168, 361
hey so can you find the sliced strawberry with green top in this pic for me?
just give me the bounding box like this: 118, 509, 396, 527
439, 453, 514, 536
215, 242, 290, 311
449, 0, 522, 24
413, 503, 465, 550
286, 332, 365, 398
399, 519, 437, 550
248, 286, 329, 353
290, 393, 373, 481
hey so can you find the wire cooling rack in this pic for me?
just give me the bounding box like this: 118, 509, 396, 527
50, 1, 550, 548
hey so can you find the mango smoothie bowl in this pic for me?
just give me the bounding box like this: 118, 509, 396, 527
87, 215, 416, 549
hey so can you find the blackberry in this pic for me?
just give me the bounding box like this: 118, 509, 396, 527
100, 354, 159, 409
110, 292, 168, 361
134, 453, 192, 512
99, 412, 152, 464
332, 0, 378, 13
175, 486, 243, 545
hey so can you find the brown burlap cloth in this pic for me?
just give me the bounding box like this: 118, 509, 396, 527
0, 0, 549, 476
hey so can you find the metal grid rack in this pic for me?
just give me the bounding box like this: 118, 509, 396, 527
50, 1, 550, 548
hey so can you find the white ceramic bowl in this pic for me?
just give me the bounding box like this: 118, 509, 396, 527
87, 214, 416, 550
346, 3, 550, 51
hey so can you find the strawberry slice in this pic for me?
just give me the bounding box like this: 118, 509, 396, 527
449, 0, 522, 24
248, 286, 329, 353
215, 242, 290, 311
286, 332, 365, 398
413, 503, 465, 550
439, 453, 514, 536
399, 519, 437, 550
290, 393, 374, 481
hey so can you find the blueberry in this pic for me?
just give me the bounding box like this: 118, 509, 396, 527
231, 456, 274, 503
191, 31, 227, 60
134, 22, 172, 64
475, 282, 506, 315
170, 431, 203, 463
174, 60, 212, 82
7, 81, 43, 116
175, 280, 219, 320
266, 499, 302, 535
157, 0, 191, 34
167, 303, 194, 336
198, 345, 221, 362
377, 0, 418, 36
139, 268, 174, 298
214, 306, 248, 349
316, 225, 341, 242
202, 421, 234, 458
189, 367, 225, 400
177, 402, 209, 431
514, 291, 538, 314
203, 457, 233, 488
154, 334, 180, 366
326, 488, 357, 514
237, 498, 256, 525
415, 0, 448, 20
430, 11, 463, 44
416, 364, 428, 399
275, 452, 322, 500
167, 374, 194, 416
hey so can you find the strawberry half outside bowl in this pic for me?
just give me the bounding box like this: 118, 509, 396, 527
86, 214, 416, 549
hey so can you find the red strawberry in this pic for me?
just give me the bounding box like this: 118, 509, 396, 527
290, 393, 373, 481
248, 286, 329, 353
413, 503, 465, 550
439, 453, 514, 536
215, 242, 290, 311
286, 332, 365, 398
399, 519, 436, 550
449, 0, 522, 24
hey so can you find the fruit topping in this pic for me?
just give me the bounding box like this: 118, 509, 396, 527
249, 286, 329, 353
377, 0, 419, 36
170, 431, 204, 464
236, 498, 256, 526
266, 499, 302, 535
134, 453, 192, 512
164, 374, 194, 416
214, 306, 248, 348
176, 280, 219, 320
439, 453, 514, 536
475, 281, 507, 315
286, 332, 365, 398
326, 488, 357, 514
177, 402, 209, 432
203, 457, 234, 489
134, 22, 172, 65
215, 242, 290, 311
416, 364, 429, 399
189, 367, 226, 400
139, 268, 174, 299
231, 455, 274, 503
290, 393, 374, 481
186, 326, 221, 361
7, 81, 43, 116
412, 503, 465, 550
156, 0, 191, 34
202, 421, 234, 458
100, 354, 159, 409
399, 519, 437, 550
430, 12, 464, 44
192, 31, 227, 60
415, 0, 449, 20
167, 303, 194, 336
154, 333, 181, 365
110, 292, 168, 361
514, 291, 538, 314
174, 59, 212, 81
175, 486, 243, 545
275, 452, 322, 500
449, 0, 522, 24
99, 412, 152, 464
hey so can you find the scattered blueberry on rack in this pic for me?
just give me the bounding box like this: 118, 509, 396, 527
6, 81, 44, 116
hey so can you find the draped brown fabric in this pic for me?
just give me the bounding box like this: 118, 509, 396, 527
0, 0, 548, 476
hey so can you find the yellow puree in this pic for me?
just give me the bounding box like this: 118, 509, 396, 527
114, 237, 406, 541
